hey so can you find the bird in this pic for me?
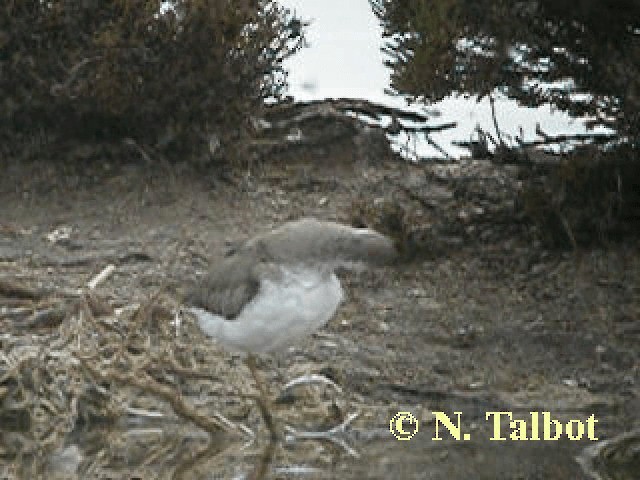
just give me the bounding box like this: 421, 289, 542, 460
183, 217, 397, 439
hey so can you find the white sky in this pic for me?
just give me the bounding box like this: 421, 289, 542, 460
280, 0, 390, 100
278, 0, 611, 159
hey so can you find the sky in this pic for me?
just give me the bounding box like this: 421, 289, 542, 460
277, 0, 611, 159
279, 0, 390, 100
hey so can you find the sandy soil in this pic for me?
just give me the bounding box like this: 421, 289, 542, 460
1, 152, 638, 479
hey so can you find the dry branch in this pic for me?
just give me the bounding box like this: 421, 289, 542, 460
0, 278, 47, 300
78, 359, 238, 436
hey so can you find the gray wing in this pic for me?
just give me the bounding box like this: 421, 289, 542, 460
184, 246, 275, 320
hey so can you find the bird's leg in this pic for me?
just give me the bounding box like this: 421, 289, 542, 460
246, 354, 279, 441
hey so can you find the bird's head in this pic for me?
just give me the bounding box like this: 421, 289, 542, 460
330, 226, 398, 268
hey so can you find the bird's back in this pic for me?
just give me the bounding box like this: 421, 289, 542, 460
185, 217, 397, 320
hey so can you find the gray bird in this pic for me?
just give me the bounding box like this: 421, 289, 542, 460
183, 217, 397, 438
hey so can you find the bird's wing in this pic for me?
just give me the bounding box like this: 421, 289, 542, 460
187, 252, 263, 320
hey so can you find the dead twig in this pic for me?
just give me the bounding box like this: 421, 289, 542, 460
0, 278, 47, 300
50, 56, 102, 98
78, 356, 239, 436
425, 133, 454, 160
87, 264, 116, 290
558, 212, 578, 250
489, 95, 506, 148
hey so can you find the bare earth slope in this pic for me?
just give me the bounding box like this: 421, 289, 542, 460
1, 151, 638, 479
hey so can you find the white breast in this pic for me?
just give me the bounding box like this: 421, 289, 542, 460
189, 267, 344, 354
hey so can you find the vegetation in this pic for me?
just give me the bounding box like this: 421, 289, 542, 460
370, 0, 640, 245
370, 0, 639, 140
1, 0, 304, 161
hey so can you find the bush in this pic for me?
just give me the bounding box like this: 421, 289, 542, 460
521, 148, 640, 247
1, 0, 303, 162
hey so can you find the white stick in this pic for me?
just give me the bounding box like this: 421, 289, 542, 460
87, 264, 116, 290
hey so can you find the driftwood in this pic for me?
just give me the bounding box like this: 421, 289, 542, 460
267, 97, 453, 128
253, 98, 456, 158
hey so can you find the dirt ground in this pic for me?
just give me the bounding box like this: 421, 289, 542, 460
1, 150, 638, 479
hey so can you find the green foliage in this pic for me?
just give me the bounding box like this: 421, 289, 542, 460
371, 0, 640, 141
372, 0, 639, 244
1, 0, 303, 160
